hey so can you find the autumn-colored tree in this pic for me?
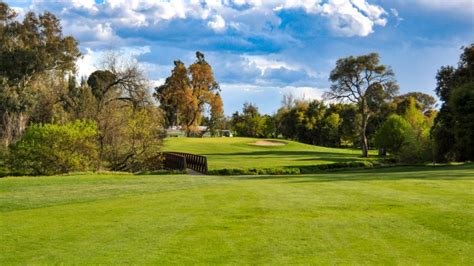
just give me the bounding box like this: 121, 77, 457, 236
208, 93, 224, 136
155, 52, 222, 136
154, 60, 190, 128
325, 53, 399, 157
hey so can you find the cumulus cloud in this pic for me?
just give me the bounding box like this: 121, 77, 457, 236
208, 14, 226, 32
70, 0, 98, 12
27, 0, 388, 39
13, 0, 391, 114
320, 0, 387, 37
275, 0, 387, 36
275, 0, 323, 14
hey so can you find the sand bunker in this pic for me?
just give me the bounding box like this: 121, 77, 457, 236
251, 140, 287, 146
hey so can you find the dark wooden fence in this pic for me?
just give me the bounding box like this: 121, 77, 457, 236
162, 152, 208, 174
162, 153, 187, 171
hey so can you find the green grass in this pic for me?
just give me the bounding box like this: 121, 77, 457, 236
163, 137, 378, 170
1, 164, 473, 264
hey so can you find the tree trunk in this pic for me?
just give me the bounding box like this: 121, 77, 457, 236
360, 107, 369, 158
360, 129, 368, 157
1, 111, 28, 147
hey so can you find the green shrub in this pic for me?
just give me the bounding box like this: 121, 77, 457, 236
397, 128, 433, 164
207, 162, 374, 176
374, 114, 411, 155
10, 120, 99, 175
208, 168, 295, 175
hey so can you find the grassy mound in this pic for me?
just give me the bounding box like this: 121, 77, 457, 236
163, 137, 379, 173
1, 164, 473, 264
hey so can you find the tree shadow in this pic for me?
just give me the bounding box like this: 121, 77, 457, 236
204, 150, 368, 158
204, 150, 371, 165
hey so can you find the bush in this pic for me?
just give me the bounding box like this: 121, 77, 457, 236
397, 128, 433, 164
207, 162, 375, 176
9, 120, 99, 175
374, 114, 411, 155
207, 167, 301, 175
104, 107, 164, 172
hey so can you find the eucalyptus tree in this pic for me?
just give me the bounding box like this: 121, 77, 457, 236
0, 3, 80, 146
154, 52, 223, 136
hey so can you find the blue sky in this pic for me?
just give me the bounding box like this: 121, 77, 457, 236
7, 0, 474, 115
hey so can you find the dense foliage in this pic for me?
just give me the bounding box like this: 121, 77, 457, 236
9, 120, 98, 175
0, 3, 81, 146
229, 91, 439, 157
432, 44, 474, 162
154, 52, 223, 136
374, 114, 411, 155
0, 3, 164, 175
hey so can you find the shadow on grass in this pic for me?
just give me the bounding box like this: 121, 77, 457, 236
229, 164, 474, 182
204, 151, 380, 165
205, 150, 362, 157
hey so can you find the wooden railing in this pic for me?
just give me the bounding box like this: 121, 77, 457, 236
162, 153, 187, 171
162, 152, 208, 174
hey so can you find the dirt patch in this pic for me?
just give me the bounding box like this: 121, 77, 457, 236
251, 140, 287, 146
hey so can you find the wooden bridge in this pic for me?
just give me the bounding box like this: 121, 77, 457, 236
162, 152, 208, 174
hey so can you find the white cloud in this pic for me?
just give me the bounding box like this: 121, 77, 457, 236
279, 86, 325, 101
76, 46, 152, 78
71, 0, 97, 11
94, 23, 115, 41
232, 0, 262, 7
275, 0, 322, 13
76, 48, 99, 78
28, 0, 388, 37
243, 55, 298, 75
276, 0, 388, 36
320, 0, 384, 37
208, 14, 226, 32
220, 83, 325, 114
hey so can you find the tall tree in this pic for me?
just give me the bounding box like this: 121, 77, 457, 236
154, 60, 189, 127
325, 53, 399, 157
154, 52, 222, 136
432, 44, 474, 162
0, 3, 80, 146
208, 93, 224, 136
86, 54, 160, 169
185, 52, 220, 134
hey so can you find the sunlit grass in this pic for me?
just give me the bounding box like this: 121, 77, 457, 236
163, 137, 378, 170
1, 164, 473, 264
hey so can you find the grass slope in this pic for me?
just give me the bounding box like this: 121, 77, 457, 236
1, 165, 473, 264
163, 137, 377, 170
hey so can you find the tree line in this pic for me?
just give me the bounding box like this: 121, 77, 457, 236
228, 47, 473, 163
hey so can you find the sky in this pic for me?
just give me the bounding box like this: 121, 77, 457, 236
6, 0, 474, 115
